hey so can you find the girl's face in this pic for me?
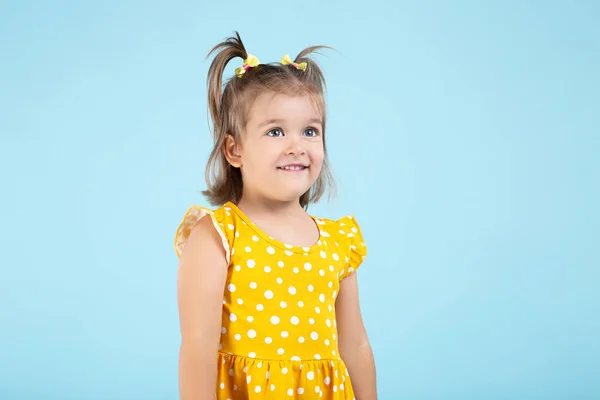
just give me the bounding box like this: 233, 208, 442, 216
226, 91, 325, 205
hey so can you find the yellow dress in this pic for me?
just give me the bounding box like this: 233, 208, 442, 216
174, 201, 367, 399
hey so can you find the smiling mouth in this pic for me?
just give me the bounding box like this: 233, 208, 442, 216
277, 164, 309, 171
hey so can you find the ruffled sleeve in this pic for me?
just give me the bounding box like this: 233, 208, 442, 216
338, 215, 367, 280
173, 205, 232, 264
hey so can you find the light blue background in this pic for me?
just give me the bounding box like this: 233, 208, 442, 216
1, 1, 598, 399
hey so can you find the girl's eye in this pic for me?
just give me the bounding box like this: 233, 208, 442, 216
267, 128, 284, 137
304, 128, 319, 137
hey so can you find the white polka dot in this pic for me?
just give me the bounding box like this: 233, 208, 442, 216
245, 246, 252, 252
252, 235, 259, 242
333, 253, 339, 261
285, 250, 293, 256
230, 313, 237, 322
329, 265, 334, 272
315, 354, 321, 360
270, 316, 280, 325
325, 339, 330, 346
247, 259, 256, 268
340, 383, 345, 390
277, 348, 285, 355
319, 270, 325, 276
280, 301, 287, 308
307, 371, 315, 380
278, 261, 284, 267
270, 384, 275, 391
254, 386, 261, 393
229, 368, 235, 376
282, 367, 288, 374
281, 331, 289, 338
247, 375, 252, 383
221, 327, 226, 334
276, 277, 283, 284
264, 290, 274, 299
249, 352, 256, 358
304, 262, 312, 271
287, 389, 293, 396
311, 332, 319, 340
324, 376, 331, 385
298, 301, 304, 307
298, 336, 305, 343
328, 281, 333, 288
267, 246, 275, 254
235, 265, 241, 271
308, 284, 314, 292
288, 286, 297, 295
248, 329, 257, 338
291, 316, 300, 325
264, 266, 272, 273
315, 386, 321, 392
234, 334, 241, 340
256, 304, 264, 311
326, 319, 331, 327
249, 282, 257, 289
293, 267, 299, 274
220, 382, 225, 389
236, 298, 243, 305
315, 306, 321, 314
265, 337, 272, 344
329, 305, 333, 312
227, 283, 236, 292
227, 224, 234, 230
298, 388, 304, 394
319, 294, 325, 302
320, 251, 327, 258
247, 316, 254, 322
309, 318, 315, 324
291, 356, 301, 361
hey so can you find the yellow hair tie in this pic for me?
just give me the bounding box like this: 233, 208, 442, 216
280, 54, 307, 71
235, 54, 260, 78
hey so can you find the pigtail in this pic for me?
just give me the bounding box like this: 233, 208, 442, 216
293, 46, 331, 93
206, 32, 248, 136
203, 32, 248, 206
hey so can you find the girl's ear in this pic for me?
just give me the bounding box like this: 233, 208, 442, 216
223, 133, 242, 168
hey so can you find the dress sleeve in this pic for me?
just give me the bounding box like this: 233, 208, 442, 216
173, 205, 232, 264
338, 215, 367, 280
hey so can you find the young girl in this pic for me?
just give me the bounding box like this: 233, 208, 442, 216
174, 32, 377, 400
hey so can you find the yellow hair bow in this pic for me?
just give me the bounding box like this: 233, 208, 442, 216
235, 54, 260, 78
280, 54, 307, 71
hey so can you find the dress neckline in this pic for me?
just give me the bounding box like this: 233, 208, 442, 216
224, 201, 323, 254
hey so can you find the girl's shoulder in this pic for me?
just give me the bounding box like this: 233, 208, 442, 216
173, 203, 236, 260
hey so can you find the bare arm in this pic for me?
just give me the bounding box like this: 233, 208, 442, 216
336, 273, 377, 400
177, 216, 228, 400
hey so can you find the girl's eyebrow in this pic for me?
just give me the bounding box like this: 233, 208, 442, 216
257, 118, 323, 128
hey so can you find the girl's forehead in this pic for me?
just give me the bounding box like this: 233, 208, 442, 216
247, 91, 323, 123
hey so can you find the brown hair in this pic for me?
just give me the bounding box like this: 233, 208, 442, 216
201, 31, 335, 209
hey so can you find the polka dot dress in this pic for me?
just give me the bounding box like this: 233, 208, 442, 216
174, 201, 367, 399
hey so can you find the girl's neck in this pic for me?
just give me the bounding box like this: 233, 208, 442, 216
235, 195, 305, 219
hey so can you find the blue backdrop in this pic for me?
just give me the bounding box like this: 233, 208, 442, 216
1, 1, 598, 399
